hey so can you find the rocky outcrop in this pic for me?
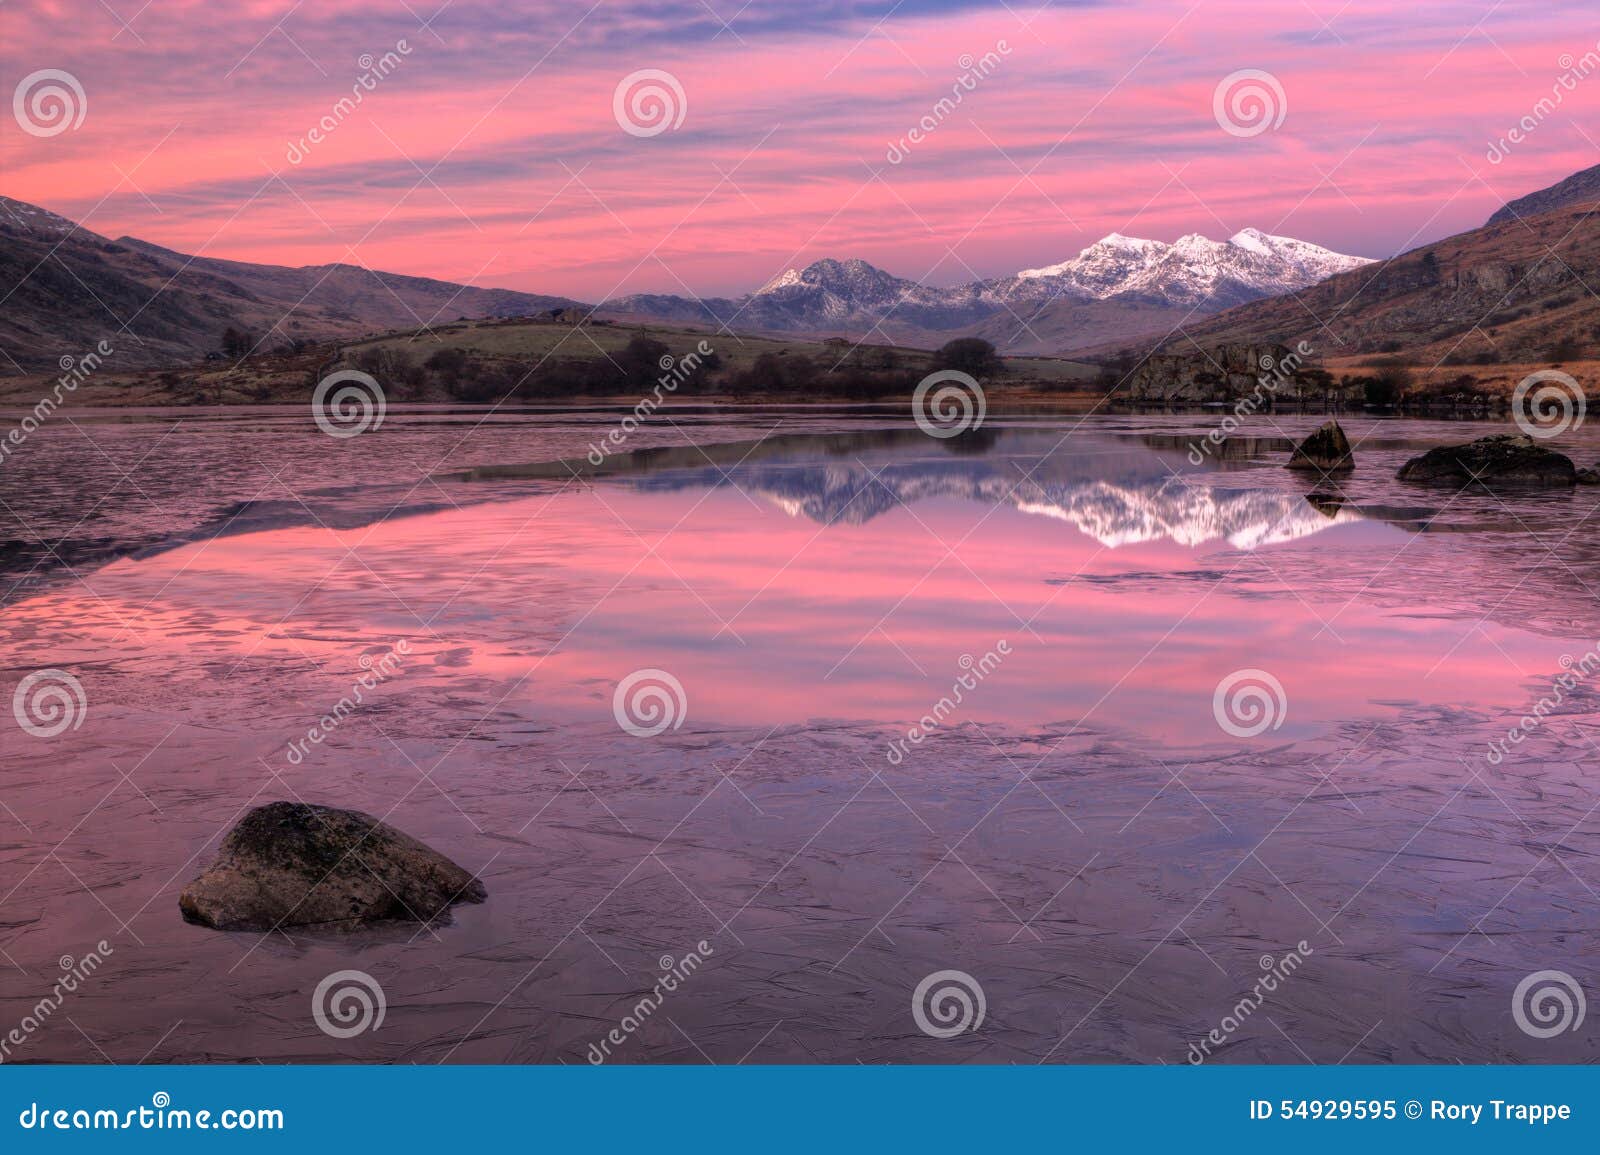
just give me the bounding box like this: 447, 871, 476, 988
1123, 344, 1291, 403
1396, 435, 1576, 488
179, 802, 486, 931
1287, 420, 1354, 472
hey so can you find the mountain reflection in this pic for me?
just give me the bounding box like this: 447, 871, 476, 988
616, 429, 1408, 551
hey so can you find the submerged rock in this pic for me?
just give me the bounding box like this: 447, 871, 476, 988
179, 802, 486, 931
1396, 435, 1576, 488
1287, 420, 1354, 472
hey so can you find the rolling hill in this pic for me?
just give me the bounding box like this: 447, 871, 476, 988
0, 195, 579, 373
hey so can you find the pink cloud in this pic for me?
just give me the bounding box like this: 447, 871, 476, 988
3, 0, 1597, 299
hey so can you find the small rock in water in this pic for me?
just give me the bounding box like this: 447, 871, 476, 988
1287, 420, 1354, 472
1396, 434, 1576, 488
1577, 464, 1600, 485
179, 801, 486, 931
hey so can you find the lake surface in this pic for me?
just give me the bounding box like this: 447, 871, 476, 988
2, 405, 1599, 1064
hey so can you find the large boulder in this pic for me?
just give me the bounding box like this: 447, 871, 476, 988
1397, 435, 1576, 488
179, 802, 486, 931
1287, 420, 1354, 472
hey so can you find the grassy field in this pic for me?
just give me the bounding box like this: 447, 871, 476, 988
0, 316, 1101, 407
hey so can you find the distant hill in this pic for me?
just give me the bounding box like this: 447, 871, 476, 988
0, 195, 580, 373
1487, 161, 1600, 226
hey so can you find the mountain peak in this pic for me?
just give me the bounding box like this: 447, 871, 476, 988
1094, 231, 1159, 250
1014, 228, 1371, 307
754, 256, 908, 299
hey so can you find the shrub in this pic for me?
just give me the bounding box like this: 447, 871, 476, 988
931, 337, 1002, 377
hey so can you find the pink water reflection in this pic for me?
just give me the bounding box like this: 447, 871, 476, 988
49, 471, 1578, 751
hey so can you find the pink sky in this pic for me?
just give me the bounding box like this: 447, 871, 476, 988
4, 0, 1598, 299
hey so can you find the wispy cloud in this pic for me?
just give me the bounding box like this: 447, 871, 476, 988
4, 0, 1597, 297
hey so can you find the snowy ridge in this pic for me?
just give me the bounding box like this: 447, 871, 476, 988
1013, 228, 1373, 307
716, 228, 1373, 331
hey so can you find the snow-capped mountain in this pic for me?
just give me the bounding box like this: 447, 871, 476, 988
745, 257, 995, 329
1013, 228, 1372, 308
610, 229, 1372, 347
